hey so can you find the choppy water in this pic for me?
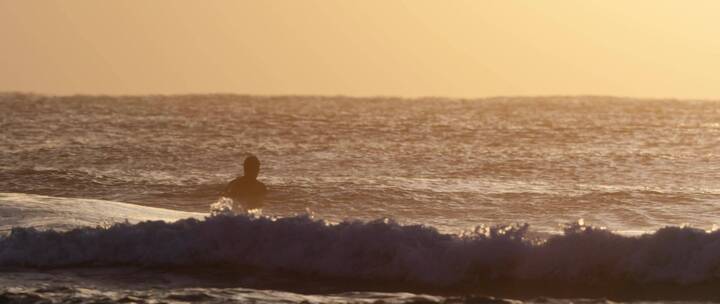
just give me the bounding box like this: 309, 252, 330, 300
2, 93, 720, 302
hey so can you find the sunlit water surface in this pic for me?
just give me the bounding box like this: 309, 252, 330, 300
2, 94, 720, 302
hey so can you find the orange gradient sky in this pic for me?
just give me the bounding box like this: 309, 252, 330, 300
1, 0, 720, 98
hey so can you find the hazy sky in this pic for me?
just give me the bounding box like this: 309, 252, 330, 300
2, 1, 720, 98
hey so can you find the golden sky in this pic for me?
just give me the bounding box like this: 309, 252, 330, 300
2, 0, 720, 98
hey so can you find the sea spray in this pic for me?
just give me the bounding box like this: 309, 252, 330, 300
210, 197, 235, 216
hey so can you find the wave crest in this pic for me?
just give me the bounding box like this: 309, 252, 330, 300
2, 215, 720, 292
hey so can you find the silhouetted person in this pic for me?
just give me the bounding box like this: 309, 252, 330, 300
222, 155, 267, 210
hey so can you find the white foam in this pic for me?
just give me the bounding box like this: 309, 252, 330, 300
0, 193, 204, 234
4, 193, 720, 293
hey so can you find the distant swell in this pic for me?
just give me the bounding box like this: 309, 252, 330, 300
2, 215, 720, 299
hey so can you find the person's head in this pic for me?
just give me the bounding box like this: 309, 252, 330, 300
243, 155, 261, 179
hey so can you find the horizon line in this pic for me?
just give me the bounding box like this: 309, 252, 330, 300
0, 91, 717, 102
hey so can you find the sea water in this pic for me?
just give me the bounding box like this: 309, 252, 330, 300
2, 93, 720, 302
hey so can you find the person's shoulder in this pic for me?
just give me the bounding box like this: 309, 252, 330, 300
233, 175, 250, 182
227, 176, 249, 188
254, 180, 267, 192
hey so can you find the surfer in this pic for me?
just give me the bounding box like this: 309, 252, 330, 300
222, 155, 267, 210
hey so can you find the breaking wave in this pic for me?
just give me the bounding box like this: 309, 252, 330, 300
2, 213, 720, 299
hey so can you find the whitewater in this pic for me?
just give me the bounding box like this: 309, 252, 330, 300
2, 93, 720, 302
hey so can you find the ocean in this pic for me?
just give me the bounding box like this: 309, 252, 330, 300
2, 93, 720, 303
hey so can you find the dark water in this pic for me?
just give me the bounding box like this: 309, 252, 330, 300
2, 93, 720, 302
